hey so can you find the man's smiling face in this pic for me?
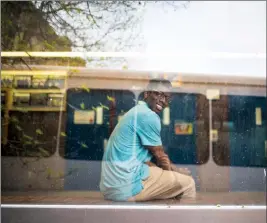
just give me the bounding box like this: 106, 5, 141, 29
144, 84, 171, 113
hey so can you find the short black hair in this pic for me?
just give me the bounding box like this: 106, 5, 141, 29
146, 78, 172, 91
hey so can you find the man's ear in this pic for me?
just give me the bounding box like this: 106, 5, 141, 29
144, 91, 148, 100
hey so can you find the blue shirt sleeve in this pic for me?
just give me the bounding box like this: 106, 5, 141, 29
137, 112, 162, 146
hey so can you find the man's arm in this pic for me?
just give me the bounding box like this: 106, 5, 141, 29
144, 145, 191, 175
137, 113, 190, 174
144, 145, 172, 171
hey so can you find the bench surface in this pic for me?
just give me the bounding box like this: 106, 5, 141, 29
2, 191, 266, 205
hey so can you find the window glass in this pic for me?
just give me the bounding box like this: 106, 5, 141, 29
60, 88, 136, 160
212, 95, 266, 167
1, 1, 266, 213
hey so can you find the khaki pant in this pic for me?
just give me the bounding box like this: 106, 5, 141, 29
128, 166, 196, 201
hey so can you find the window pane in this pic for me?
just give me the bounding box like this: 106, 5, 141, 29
212, 95, 266, 167
1, 111, 58, 157
60, 89, 136, 160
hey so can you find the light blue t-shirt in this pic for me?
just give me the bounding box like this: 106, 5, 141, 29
100, 101, 162, 201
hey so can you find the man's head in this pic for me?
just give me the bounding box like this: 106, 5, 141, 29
143, 79, 172, 113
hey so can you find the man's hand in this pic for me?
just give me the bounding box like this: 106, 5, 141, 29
171, 164, 191, 176
144, 145, 172, 171
157, 153, 172, 170
145, 161, 157, 167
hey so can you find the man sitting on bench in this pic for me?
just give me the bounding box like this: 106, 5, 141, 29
100, 79, 196, 201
